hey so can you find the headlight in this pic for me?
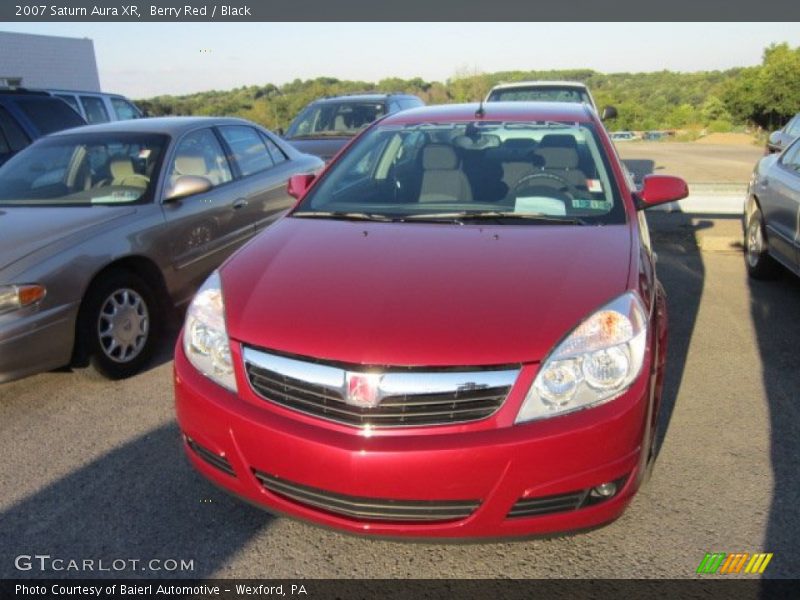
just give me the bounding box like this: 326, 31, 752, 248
183, 271, 237, 392
0, 284, 46, 315
516, 292, 648, 424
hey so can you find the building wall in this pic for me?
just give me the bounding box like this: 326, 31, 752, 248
0, 31, 101, 91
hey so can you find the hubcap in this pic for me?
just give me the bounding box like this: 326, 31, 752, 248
97, 288, 149, 363
747, 217, 763, 268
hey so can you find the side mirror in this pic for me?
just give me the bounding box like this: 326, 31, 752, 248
601, 105, 618, 121
635, 174, 689, 209
287, 173, 316, 200
164, 175, 212, 202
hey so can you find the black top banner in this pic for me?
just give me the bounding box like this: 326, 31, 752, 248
1, 0, 800, 21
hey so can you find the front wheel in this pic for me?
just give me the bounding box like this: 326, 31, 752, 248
745, 207, 780, 280
77, 270, 162, 379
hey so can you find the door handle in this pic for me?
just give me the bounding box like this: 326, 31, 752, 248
232, 198, 248, 210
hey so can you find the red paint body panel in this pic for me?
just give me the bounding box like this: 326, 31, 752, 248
174, 103, 675, 538
222, 219, 632, 366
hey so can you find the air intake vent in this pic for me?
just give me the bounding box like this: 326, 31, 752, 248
254, 470, 480, 523
185, 437, 236, 477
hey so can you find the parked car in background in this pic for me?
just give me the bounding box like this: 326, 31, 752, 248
45, 89, 144, 124
766, 113, 800, 154
283, 93, 425, 161
610, 131, 637, 142
485, 81, 617, 121
744, 137, 800, 279
0, 89, 86, 165
643, 131, 666, 141
0, 117, 323, 383
175, 101, 688, 539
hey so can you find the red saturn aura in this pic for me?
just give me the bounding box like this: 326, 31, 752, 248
174, 102, 688, 539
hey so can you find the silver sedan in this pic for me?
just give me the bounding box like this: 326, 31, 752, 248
744, 136, 800, 279
0, 117, 323, 383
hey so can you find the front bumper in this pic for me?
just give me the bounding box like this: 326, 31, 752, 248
175, 342, 652, 539
0, 303, 77, 383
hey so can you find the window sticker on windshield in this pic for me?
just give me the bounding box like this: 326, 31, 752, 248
515, 196, 567, 216
572, 199, 609, 210
586, 179, 602, 193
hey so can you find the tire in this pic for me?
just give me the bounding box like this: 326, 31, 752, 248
77, 270, 162, 379
745, 207, 780, 280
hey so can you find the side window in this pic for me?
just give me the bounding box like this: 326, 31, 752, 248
400, 98, 424, 110
0, 106, 31, 153
110, 97, 141, 120
80, 96, 110, 123
169, 128, 233, 188
260, 132, 287, 165
781, 141, 800, 170
16, 98, 85, 133
388, 100, 402, 113
786, 116, 800, 137
218, 125, 273, 177
56, 94, 82, 115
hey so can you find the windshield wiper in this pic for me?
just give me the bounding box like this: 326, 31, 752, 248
292, 210, 396, 222
403, 211, 588, 225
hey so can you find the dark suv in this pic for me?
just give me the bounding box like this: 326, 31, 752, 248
0, 90, 86, 165
283, 93, 425, 161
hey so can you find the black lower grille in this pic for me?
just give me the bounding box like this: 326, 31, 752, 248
508, 490, 587, 518
186, 437, 236, 477
254, 470, 480, 522
508, 476, 628, 519
246, 363, 509, 428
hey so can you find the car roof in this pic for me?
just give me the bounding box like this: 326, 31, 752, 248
47, 116, 262, 137
489, 80, 589, 91
380, 102, 595, 125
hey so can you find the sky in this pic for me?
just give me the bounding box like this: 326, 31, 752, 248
2, 22, 799, 98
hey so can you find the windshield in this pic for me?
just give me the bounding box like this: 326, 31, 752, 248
295, 120, 624, 225
487, 87, 592, 106
286, 101, 387, 138
0, 132, 167, 206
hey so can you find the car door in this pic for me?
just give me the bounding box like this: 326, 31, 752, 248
160, 126, 254, 294
217, 125, 295, 233
761, 140, 800, 270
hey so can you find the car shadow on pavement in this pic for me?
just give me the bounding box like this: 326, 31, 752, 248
747, 270, 800, 580
645, 213, 707, 458
0, 422, 271, 579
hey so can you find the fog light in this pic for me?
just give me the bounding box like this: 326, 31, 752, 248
591, 481, 618, 498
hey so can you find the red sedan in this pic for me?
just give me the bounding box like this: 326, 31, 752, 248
174, 102, 688, 538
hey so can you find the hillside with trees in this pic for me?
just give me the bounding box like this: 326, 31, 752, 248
137, 43, 800, 134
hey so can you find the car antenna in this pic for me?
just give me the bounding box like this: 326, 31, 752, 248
475, 98, 485, 119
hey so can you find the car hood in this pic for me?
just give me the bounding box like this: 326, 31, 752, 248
222, 218, 633, 366
0, 206, 137, 272
285, 137, 352, 161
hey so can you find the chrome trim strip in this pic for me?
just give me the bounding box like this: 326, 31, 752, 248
242, 347, 519, 403
244, 347, 344, 391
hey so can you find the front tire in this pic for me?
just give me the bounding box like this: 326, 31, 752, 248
745, 207, 780, 280
77, 270, 162, 379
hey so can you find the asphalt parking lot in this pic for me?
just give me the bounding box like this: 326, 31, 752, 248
2, 212, 798, 580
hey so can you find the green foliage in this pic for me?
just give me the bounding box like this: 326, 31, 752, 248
136, 43, 800, 133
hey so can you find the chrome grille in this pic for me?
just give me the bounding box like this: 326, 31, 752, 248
254, 470, 480, 522
243, 347, 518, 428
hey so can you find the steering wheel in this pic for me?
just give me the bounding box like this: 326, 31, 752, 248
512, 172, 580, 200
